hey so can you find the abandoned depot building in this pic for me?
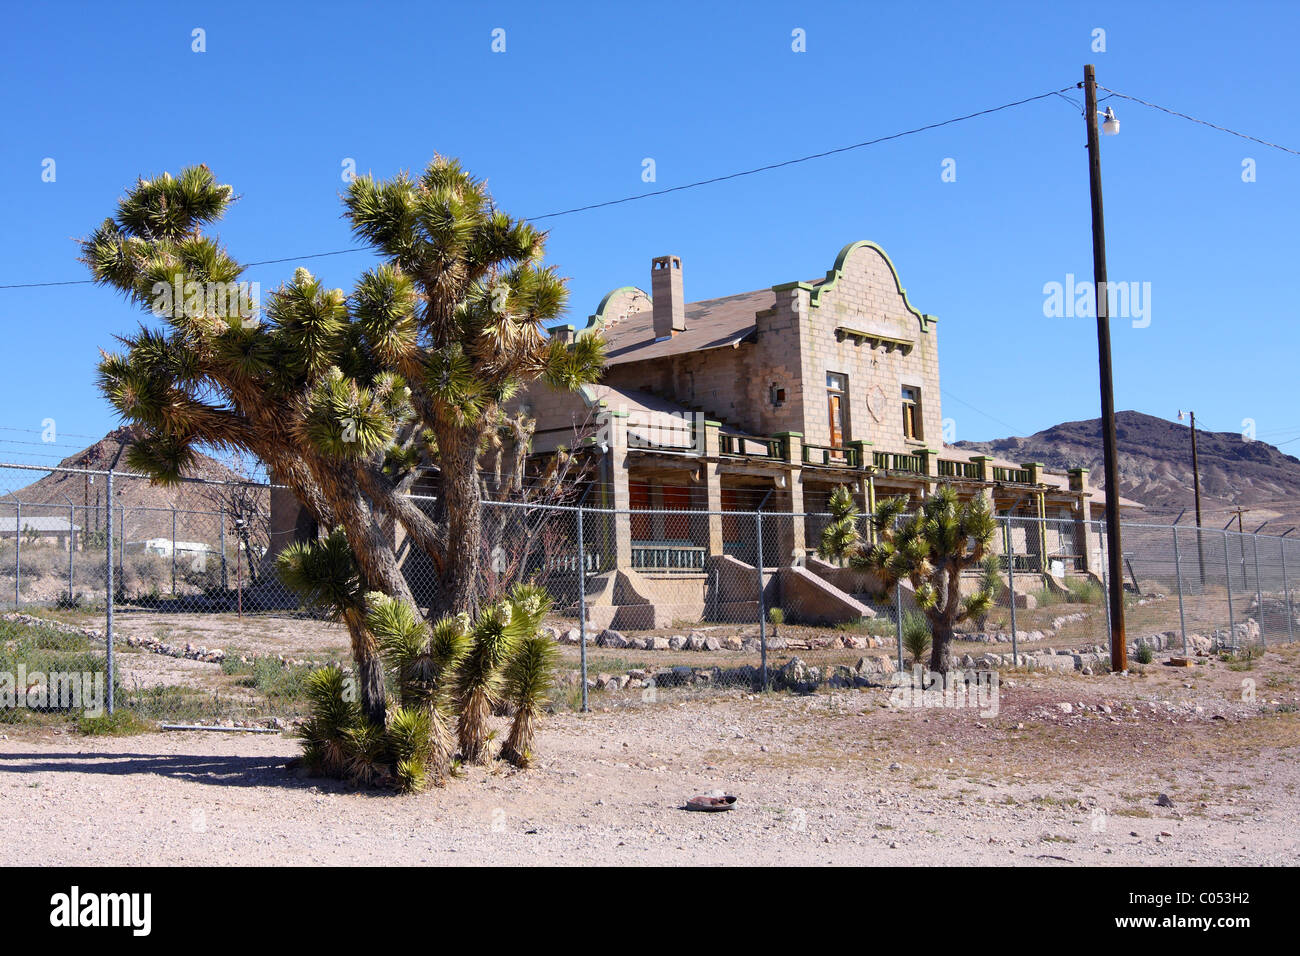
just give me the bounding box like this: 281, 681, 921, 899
273, 241, 1139, 628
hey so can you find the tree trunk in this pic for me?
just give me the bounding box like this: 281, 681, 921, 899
433, 426, 483, 617
315, 470, 415, 727
927, 562, 964, 675
928, 616, 956, 674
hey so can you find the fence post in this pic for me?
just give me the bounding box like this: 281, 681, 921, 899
1172, 525, 1187, 654
1006, 517, 1018, 663
14, 499, 20, 606
219, 506, 228, 590
1252, 535, 1265, 648
171, 506, 177, 596
756, 504, 768, 690
118, 505, 125, 587
105, 470, 115, 715
576, 503, 589, 713
68, 502, 75, 599
894, 584, 904, 673
1283, 538, 1294, 644
1224, 531, 1236, 649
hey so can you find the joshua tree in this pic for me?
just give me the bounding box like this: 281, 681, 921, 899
453, 583, 550, 763
83, 159, 603, 714
341, 158, 605, 615
500, 594, 559, 768
824, 483, 998, 674
367, 593, 468, 784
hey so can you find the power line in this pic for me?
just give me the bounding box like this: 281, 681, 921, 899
526, 87, 1075, 220
1097, 85, 1300, 157
0, 85, 1075, 291
4, 81, 1295, 294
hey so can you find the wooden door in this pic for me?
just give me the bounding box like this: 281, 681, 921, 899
629, 483, 651, 540
662, 484, 691, 540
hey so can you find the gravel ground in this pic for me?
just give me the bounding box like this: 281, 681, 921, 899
2, 645, 1298, 866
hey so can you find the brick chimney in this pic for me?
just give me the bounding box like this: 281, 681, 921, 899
651, 255, 685, 339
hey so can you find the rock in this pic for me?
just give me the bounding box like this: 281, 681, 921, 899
1057, 702, 1073, 714
776, 657, 817, 692
598, 629, 629, 649
646, 636, 670, 651
668, 634, 686, 650
562, 627, 581, 645
685, 634, 705, 651
1156, 793, 1174, 808
723, 636, 743, 651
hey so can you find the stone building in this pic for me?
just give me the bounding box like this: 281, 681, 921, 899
510, 241, 1139, 625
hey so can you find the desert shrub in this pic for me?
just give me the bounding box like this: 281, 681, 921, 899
1134, 642, 1154, 665
901, 611, 932, 668
296, 583, 557, 792
1066, 578, 1104, 605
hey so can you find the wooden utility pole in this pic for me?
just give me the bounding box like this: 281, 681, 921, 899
1184, 410, 1206, 584
1083, 64, 1127, 671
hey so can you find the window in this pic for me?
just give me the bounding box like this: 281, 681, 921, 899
901, 386, 922, 440
826, 373, 848, 448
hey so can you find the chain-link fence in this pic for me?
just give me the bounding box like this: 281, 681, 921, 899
3, 462, 1297, 727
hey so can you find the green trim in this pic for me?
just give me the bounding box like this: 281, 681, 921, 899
704, 419, 722, 428
578, 285, 650, 339
772, 431, 803, 438
773, 241, 937, 333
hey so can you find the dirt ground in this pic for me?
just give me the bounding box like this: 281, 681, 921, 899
1, 644, 1298, 866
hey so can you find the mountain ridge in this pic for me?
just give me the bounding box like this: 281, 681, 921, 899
954, 410, 1300, 530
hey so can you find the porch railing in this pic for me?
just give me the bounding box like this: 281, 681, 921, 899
873, 451, 925, 474
993, 466, 1033, 484
937, 458, 981, 480
631, 542, 707, 572
718, 434, 784, 460
802, 444, 861, 467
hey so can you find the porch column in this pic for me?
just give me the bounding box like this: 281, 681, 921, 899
1068, 467, 1094, 574
703, 421, 724, 556
774, 432, 805, 564
604, 409, 633, 569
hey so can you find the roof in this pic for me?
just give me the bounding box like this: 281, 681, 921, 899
595, 288, 773, 367
585, 384, 757, 450
0, 516, 79, 533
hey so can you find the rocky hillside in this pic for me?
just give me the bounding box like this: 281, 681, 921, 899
6, 426, 256, 544
954, 411, 1300, 530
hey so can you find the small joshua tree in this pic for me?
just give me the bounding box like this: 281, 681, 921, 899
825, 483, 997, 674
500, 627, 559, 768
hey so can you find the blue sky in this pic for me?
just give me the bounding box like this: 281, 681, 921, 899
2, 0, 1298, 467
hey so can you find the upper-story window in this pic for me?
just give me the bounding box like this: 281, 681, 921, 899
901, 385, 922, 440
826, 372, 848, 447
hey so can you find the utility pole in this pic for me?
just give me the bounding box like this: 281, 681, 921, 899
1083, 64, 1127, 671
1180, 410, 1206, 585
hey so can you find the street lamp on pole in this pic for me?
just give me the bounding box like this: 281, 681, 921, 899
1178, 409, 1207, 585
1083, 64, 1128, 672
